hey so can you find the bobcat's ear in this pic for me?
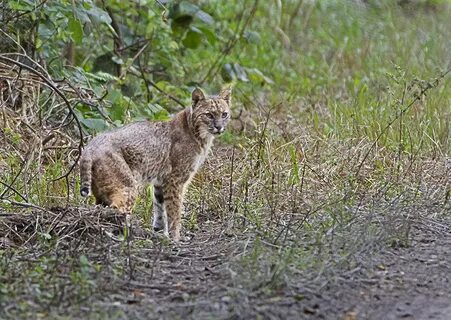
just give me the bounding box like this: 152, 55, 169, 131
220, 88, 232, 105
192, 88, 206, 107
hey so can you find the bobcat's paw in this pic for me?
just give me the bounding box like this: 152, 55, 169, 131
152, 216, 165, 232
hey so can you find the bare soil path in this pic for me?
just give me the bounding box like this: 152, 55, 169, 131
309, 218, 451, 320
1, 205, 451, 319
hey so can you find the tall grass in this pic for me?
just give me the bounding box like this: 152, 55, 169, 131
179, 1, 451, 289
1, 1, 449, 214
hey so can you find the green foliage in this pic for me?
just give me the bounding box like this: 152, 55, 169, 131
4, 0, 277, 130
4, 0, 449, 148
2, 0, 450, 206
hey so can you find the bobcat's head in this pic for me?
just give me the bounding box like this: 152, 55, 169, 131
190, 88, 232, 140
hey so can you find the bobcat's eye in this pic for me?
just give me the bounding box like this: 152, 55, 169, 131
205, 112, 214, 119
222, 112, 229, 118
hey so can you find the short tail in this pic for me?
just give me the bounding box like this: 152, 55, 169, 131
79, 150, 92, 197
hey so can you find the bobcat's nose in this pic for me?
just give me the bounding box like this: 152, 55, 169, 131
213, 125, 224, 134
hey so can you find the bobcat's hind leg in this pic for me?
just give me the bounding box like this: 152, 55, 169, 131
92, 155, 138, 214
152, 185, 168, 236
110, 187, 137, 214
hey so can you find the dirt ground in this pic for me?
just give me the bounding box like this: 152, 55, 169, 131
122, 211, 451, 320
1, 203, 451, 320
310, 216, 451, 320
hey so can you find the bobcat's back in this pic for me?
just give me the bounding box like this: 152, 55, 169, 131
79, 121, 172, 197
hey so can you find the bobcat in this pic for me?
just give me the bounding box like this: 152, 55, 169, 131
79, 88, 231, 241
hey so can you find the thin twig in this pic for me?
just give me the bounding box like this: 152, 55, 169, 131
119, 41, 149, 80
2, 199, 50, 212
146, 78, 186, 109
201, 0, 259, 84
0, 180, 28, 202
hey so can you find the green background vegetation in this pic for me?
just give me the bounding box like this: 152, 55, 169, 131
1, 0, 449, 207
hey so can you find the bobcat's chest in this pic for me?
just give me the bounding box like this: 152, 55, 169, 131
191, 140, 212, 173
192, 149, 208, 172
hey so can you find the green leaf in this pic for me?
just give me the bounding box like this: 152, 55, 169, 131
195, 10, 214, 25
221, 63, 236, 83
8, 0, 34, 11
110, 103, 125, 122
198, 26, 217, 44
138, 103, 170, 121
288, 145, 300, 185
244, 30, 261, 44
147, 103, 164, 114
80, 118, 108, 131
35, 37, 42, 49
221, 63, 249, 82
68, 18, 83, 45
168, 1, 214, 27
87, 6, 112, 25
94, 71, 118, 82
183, 27, 202, 49
169, 1, 199, 19
233, 63, 249, 82
74, 7, 90, 24
169, 1, 197, 28
111, 56, 124, 65
246, 68, 274, 85
79, 255, 89, 266
107, 89, 122, 104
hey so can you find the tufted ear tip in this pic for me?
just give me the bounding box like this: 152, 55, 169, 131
220, 87, 232, 104
192, 88, 206, 104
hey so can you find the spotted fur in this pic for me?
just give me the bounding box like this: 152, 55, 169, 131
79, 88, 232, 241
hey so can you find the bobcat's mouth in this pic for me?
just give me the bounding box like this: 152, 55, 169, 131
210, 128, 225, 135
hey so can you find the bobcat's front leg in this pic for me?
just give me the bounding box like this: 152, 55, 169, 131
152, 185, 168, 237
163, 183, 184, 242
